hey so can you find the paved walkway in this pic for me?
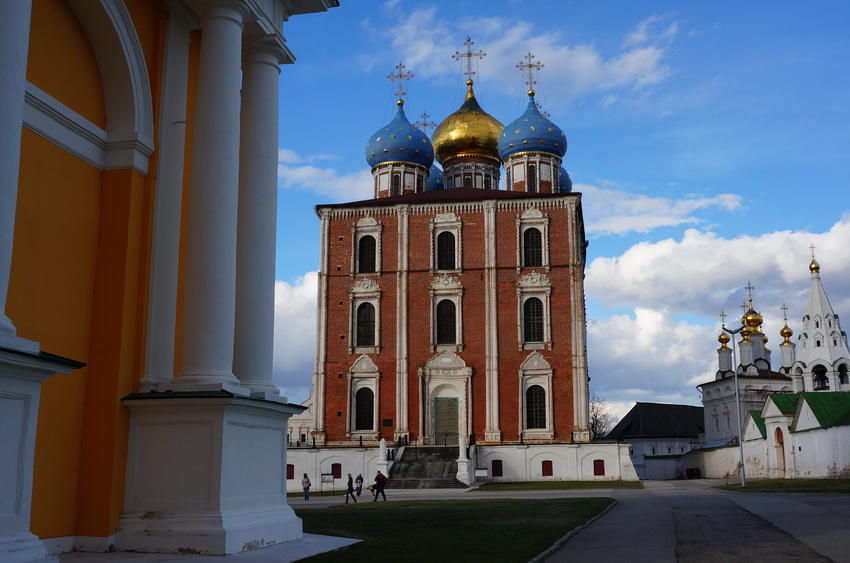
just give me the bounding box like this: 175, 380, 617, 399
56, 481, 850, 562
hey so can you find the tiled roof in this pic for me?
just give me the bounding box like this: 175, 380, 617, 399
606, 402, 704, 440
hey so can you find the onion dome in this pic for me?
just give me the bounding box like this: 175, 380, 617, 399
718, 331, 730, 349
365, 100, 434, 169
559, 166, 573, 193
499, 90, 567, 160
431, 80, 503, 164
426, 163, 444, 191
780, 322, 793, 344
809, 257, 820, 273
742, 301, 764, 329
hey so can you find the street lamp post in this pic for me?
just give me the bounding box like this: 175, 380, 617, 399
722, 322, 747, 488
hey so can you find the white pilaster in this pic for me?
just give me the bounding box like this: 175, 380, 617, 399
312, 211, 330, 444
141, 6, 195, 391
569, 201, 590, 441
395, 206, 409, 440
0, 1, 38, 355
233, 43, 284, 397
174, 1, 247, 390
483, 202, 500, 442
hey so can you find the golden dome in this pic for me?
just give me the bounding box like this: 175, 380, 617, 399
718, 331, 730, 349
431, 79, 504, 164
741, 300, 763, 329
809, 257, 820, 273
780, 322, 793, 344
741, 326, 752, 342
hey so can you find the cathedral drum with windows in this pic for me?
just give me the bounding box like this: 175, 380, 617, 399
299, 78, 593, 449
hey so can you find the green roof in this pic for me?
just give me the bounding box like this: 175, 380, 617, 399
799, 392, 850, 429
769, 393, 801, 415
749, 410, 766, 439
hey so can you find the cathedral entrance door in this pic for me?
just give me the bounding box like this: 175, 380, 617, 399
434, 398, 459, 445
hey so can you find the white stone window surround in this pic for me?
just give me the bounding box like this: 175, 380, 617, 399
349, 278, 381, 355
516, 272, 553, 351
346, 355, 381, 440
518, 352, 554, 440
429, 274, 464, 353
515, 209, 551, 273
350, 217, 383, 277
430, 213, 463, 274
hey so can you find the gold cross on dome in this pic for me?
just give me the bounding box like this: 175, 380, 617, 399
809, 243, 816, 258
415, 111, 436, 135
453, 36, 486, 78
388, 61, 414, 102
719, 310, 727, 328
745, 281, 755, 301
781, 303, 789, 322
536, 101, 550, 118
517, 51, 544, 91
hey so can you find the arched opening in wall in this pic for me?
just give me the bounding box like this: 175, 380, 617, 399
541, 460, 553, 477
356, 302, 376, 347
525, 385, 546, 429
416, 176, 423, 192
812, 365, 829, 390
523, 298, 544, 343
392, 173, 400, 196
358, 236, 376, 273
839, 364, 848, 385
355, 388, 374, 431
484, 177, 491, 189
491, 459, 503, 477
436, 299, 457, 344
523, 228, 543, 267
436, 231, 456, 270
527, 164, 537, 192
463, 175, 472, 188
774, 427, 786, 475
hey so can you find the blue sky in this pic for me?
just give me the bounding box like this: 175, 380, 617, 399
270, 1, 850, 420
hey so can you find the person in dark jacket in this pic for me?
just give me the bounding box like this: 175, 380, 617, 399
372, 471, 387, 501
345, 473, 357, 504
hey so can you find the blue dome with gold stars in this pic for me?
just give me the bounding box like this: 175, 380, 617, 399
426, 163, 444, 191
365, 100, 434, 169
559, 166, 573, 193
498, 91, 566, 160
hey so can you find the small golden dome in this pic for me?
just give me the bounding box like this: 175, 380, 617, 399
809, 257, 820, 273
431, 79, 504, 164
780, 322, 793, 344
718, 332, 730, 349
741, 326, 752, 342
741, 300, 763, 329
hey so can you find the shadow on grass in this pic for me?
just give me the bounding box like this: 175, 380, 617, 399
296, 498, 613, 562
716, 478, 850, 494
473, 480, 642, 492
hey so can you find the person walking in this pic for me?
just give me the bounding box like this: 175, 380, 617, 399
372, 470, 387, 502
355, 473, 363, 496
345, 473, 357, 504
301, 473, 311, 501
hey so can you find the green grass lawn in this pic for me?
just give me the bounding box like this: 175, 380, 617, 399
473, 480, 642, 492
296, 498, 613, 562
716, 478, 850, 493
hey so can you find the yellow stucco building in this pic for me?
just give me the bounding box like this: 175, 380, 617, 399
0, 1, 337, 559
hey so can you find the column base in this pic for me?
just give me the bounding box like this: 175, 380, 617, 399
118, 392, 306, 555
0, 533, 55, 563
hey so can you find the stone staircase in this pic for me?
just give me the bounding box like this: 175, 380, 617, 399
386, 446, 467, 489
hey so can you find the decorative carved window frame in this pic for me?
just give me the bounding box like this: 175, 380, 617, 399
350, 217, 383, 278
417, 351, 472, 446
518, 351, 554, 440
516, 208, 550, 272
349, 278, 381, 355
430, 274, 464, 353
516, 272, 552, 350
346, 355, 381, 441
430, 212, 462, 274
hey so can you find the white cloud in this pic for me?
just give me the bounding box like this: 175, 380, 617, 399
277, 149, 373, 202
272, 273, 319, 404
580, 183, 742, 235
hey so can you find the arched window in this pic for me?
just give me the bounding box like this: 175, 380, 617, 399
813, 365, 829, 390
392, 173, 400, 195
527, 164, 537, 192
436, 231, 456, 270
839, 364, 848, 385
358, 236, 376, 273
523, 228, 543, 267
446, 177, 453, 189
484, 177, 491, 190
416, 175, 423, 192
526, 385, 546, 429
355, 388, 374, 430
356, 302, 375, 347
523, 298, 544, 343
463, 175, 472, 188
436, 299, 456, 344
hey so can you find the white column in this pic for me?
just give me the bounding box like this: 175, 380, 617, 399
395, 206, 410, 439
233, 43, 284, 397
140, 7, 193, 391
0, 1, 38, 354
483, 202, 500, 441
174, 1, 247, 390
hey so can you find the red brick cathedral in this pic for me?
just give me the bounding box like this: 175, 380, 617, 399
300, 60, 591, 448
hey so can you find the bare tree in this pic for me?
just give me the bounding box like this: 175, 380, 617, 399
589, 392, 616, 441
